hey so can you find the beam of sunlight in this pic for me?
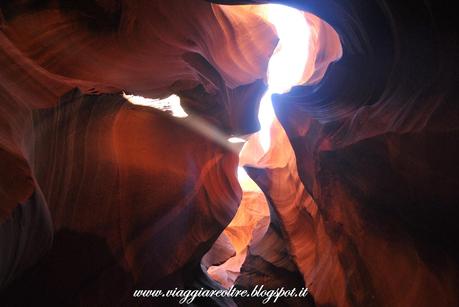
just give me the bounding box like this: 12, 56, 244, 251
257, 4, 310, 153
123, 93, 189, 118
123, 93, 245, 153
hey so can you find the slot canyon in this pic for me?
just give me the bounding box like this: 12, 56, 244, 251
0, 0, 458, 306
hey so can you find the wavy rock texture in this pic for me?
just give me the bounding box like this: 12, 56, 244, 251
241, 152, 343, 305
202, 232, 237, 270
270, 0, 459, 306
215, 0, 459, 306
0, 189, 52, 290
234, 205, 311, 307
207, 190, 269, 288
0, 2, 274, 305
1, 89, 242, 306
1, 0, 459, 306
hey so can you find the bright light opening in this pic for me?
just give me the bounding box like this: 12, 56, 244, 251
206, 3, 311, 289
258, 4, 310, 152
265, 5, 310, 94
123, 93, 189, 118
237, 166, 261, 192
258, 90, 276, 153
228, 137, 247, 143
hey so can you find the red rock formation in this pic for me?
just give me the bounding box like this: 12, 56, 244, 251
0, 3, 275, 304
207, 190, 269, 288
1, 0, 459, 306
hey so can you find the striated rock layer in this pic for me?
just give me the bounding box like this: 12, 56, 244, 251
0, 2, 275, 305
1, 0, 459, 306
1, 89, 242, 306
215, 0, 459, 306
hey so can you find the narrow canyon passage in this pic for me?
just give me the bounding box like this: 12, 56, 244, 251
204, 3, 315, 289
1, 0, 459, 306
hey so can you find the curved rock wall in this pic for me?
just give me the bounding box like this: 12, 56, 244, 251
0, 0, 458, 306
0, 3, 274, 304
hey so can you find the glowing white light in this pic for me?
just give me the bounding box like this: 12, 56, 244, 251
237, 166, 247, 179
258, 90, 275, 152
228, 137, 247, 143
257, 4, 310, 153
237, 166, 261, 192
266, 4, 310, 94
123, 93, 188, 118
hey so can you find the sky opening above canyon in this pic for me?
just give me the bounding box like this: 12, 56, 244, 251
258, 4, 310, 152
122, 4, 311, 188
238, 4, 310, 188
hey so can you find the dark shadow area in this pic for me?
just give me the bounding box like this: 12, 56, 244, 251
0, 229, 133, 307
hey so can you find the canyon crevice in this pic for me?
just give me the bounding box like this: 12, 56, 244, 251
1, 0, 458, 306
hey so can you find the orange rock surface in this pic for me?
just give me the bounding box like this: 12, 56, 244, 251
1, 1, 459, 306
